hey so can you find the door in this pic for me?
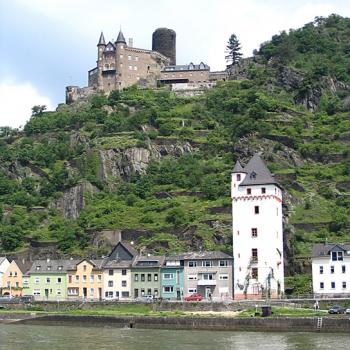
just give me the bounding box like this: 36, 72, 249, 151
205, 287, 211, 299
98, 288, 102, 301
134, 289, 139, 298
83, 287, 87, 298
176, 289, 181, 300
45, 289, 49, 299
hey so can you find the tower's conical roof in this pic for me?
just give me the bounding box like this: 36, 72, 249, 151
116, 30, 126, 43
232, 160, 245, 173
239, 153, 278, 186
98, 32, 106, 46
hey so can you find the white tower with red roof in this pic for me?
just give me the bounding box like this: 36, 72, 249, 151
231, 154, 284, 299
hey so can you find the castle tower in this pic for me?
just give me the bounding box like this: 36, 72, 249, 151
114, 30, 127, 90
96, 32, 106, 90
152, 28, 176, 65
232, 154, 284, 299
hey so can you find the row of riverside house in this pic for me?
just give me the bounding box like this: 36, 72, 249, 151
0, 242, 233, 301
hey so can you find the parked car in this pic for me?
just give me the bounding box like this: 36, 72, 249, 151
0, 295, 18, 303
135, 295, 154, 303
328, 305, 345, 314
20, 295, 35, 303
345, 308, 350, 314
184, 293, 203, 302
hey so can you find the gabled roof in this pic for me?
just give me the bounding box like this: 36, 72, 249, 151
239, 154, 278, 187
104, 42, 116, 52
133, 255, 165, 268
312, 243, 350, 258
232, 160, 245, 173
13, 259, 32, 274
0, 257, 7, 266
108, 241, 138, 262
28, 259, 79, 274
116, 30, 126, 44
98, 32, 106, 46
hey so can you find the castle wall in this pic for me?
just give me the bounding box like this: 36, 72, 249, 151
160, 69, 210, 84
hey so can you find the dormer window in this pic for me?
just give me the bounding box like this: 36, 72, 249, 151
58, 266, 63, 271
47, 266, 51, 271
36, 266, 41, 271
250, 171, 257, 180
332, 251, 344, 261
236, 174, 241, 181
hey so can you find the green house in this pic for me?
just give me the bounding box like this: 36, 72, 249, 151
27, 259, 76, 300
131, 256, 165, 299
161, 256, 184, 300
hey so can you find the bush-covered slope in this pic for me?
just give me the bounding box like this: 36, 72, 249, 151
0, 15, 349, 291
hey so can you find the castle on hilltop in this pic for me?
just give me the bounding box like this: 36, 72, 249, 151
66, 28, 226, 103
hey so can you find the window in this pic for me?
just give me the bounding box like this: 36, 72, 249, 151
261, 187, 266, 194
122, 280, 127, 287
254, 206, 259, 214
331, 282, 336, 289
188, 288, 197, 294
154, 289, 158, 296
141, 274, 145, 282
252, 248, 258, 262
109, 270, 114, 276
128, 65, 132, 70
320, 282, 324, 289
203, 261, 212, 267
133, 66, 137, 71
108, 281, 113, 287
75, 275, 79, 282
15, 282, 19, 288
46, 277, 51, 284
342, 265, 346, 274
163, 286, 174, 293
332, 251, 344, 261
251, 228, 258, 238
251, 268, 258, 279
83, 265, 87, 272
203, 273, 214, 280
90, 275, 94, 283
154, 274, 158, 282
35, 277, 40, 284
134, 274, 139, 282
121, 291, 129, 298
128, 55, 131, 60
90, 288, 94, 297
147, 288, 152, 295
33, 289, 41, 295
36, 266, 41, 271
9, 271, 12, 277
7, 281, 10, 288
330, 266, 335, 274
343, 282, 347, 289
57, 289, 61, 296
319, 266, 323, 274
236, 174, 241, 181
135, 56, 139, 61
219, 274, 229, 280
58, 266, 63, 271
57, 277, 62, 284
188, 274, 197, 280
247, 188, 251, 195
188, 261, 197, 267
14, 271, 17, 276
68, 288, 78, 295
83, 275, 87, 283
141, 288, 145, 296
147, 274, 152, 282
219, 260, 228, 267
120, 54, 123, 59
47, 266, 51, 271
98, 275, 102, 282
163, 273, 174, 279
122, 269, 127, 275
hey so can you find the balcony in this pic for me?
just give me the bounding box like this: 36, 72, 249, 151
197, 279, 217, 286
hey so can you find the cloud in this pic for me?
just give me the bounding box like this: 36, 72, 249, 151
0, 80, 53, 128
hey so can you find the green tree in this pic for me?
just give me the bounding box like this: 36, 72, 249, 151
225, 34, 243, 69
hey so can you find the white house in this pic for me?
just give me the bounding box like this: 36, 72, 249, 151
0, 257, 10, 293
312, 243, 350, 296
231, 154, 284, 299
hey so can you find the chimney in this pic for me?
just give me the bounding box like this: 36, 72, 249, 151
128, 38, 133, 47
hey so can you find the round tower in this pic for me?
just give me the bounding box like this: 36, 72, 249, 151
152, 28, 176, 65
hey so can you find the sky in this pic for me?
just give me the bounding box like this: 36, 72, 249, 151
1, 0, 350, 128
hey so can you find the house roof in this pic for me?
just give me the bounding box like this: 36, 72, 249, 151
169, 251, 232, 260
0, 257, 7, 266
312, 243, 350, 258
13, 259, 32, 274
239, 154, 279, 187
232, 160, 245, 173
98, 32, 106, 46
28, 259, 79, 274
161, 62, 209, 72
103, 259, 133, 268
133, 255, 165, 268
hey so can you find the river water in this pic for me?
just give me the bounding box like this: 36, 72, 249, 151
1, 324, 350, 350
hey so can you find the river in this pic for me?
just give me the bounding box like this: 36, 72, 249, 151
1, 324, 350, 350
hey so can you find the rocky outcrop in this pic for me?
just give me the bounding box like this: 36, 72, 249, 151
98, 140, 194, 184
52, 180, 99, 219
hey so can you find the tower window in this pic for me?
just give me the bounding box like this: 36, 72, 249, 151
342, 265, 346, 273
319, 266, 323, 274
330, 266, 335, 274
254, 206, 259, 214
236, 174, 241, 181
251, 228, 258, 238
251, 248, 258, 262
247, 188, 251, 195
261, 187, 266, 194
251, 268, 258, 279
320, 282, 324, 289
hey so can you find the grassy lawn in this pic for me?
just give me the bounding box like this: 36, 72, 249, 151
238, 306, 328, 317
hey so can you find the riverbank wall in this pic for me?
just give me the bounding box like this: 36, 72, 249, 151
9, 314, 350, 333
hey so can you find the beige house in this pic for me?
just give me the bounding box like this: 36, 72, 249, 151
67, 259, 104, 300
159, 62, 210, 84
1, 260, 30, 297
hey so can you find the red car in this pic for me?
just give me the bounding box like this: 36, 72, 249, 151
184, 293, 203, 301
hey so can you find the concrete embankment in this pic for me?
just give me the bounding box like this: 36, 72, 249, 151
10, 314, 350, 333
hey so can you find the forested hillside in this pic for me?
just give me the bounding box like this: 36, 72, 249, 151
0, 14, 349, 292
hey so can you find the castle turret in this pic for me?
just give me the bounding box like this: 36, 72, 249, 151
115, 30, 126, 44
96, 32, 106, 90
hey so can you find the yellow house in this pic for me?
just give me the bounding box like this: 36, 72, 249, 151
67, 259, 103, 300
1, 260, 31, 297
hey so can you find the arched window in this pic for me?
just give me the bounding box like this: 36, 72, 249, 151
105, 63, 110, 70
